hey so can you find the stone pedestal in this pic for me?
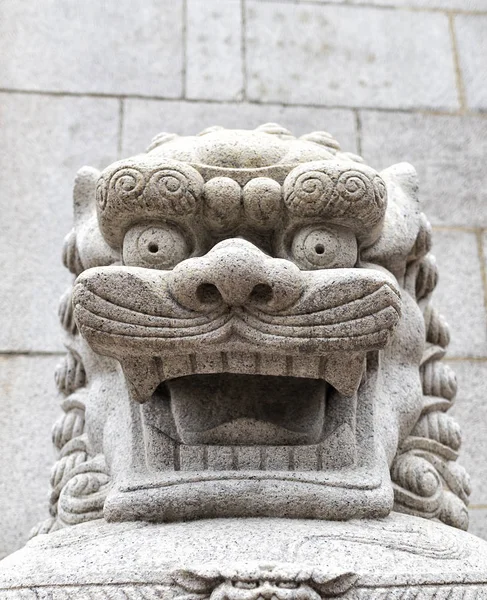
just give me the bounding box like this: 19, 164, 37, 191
1, 513, 486, 598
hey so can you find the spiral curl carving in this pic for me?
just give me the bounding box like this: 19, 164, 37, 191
391, 454, 442, 498
95, 176, 108, 210
58, 287, 77, 335
110, 167, 146, 201
54, 351, 86, 396
62, 229, 83, 275
57, 456, 110, 526
147, 169, 197, 215
411, 412, 461, 451
421, 361, 457, 401
52, 398, 86, 450
415, 254, 438, 302
283, 162, 387, 233
424, 305, 450, 349
336, 171, 372, 207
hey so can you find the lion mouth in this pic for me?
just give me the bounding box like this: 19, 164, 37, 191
73, 264, 399, 473
129, 349, 372, 472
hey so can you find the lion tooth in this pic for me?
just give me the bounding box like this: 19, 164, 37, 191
195, 352, 224, 375
226, 352, 258, 374
263, 446, 291, 470
320, 423, 357, 469
322, 353, 366, 396
259, 354, 287, 377
291, 355, 321, 379
235, 446, 261, 470
293, 446, 319, 471
180, 446, 206, 471
207, 446, 234, 470
121, 357, 161, 403
161, 354, 194, 380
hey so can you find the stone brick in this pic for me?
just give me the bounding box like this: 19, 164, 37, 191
448, 361, 487, 506
304, 0, 487, 10
122, 99, 357, 157
469, 509, 487, 541
245, 2, 458, 110
0, 355, 61, 558
360, 111, 487, 227
0, 93, 118, 352
455, 15, 487, 111
186, 0, 243, 101
433, 230, 487, 358
0, 0, 183, 96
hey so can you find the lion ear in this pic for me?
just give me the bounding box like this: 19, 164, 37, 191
73, 166, 100, 228
361, 162, 422, 279
380, 162, 419, 205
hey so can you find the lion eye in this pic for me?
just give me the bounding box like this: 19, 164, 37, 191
123, 223, 190, 269
291, 225, 357, 270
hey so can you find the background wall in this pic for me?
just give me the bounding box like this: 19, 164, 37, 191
1, 0, 486, 558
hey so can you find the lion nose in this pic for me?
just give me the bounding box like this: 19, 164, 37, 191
168, 239, 303, 312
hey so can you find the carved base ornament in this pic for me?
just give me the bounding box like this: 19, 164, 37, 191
1, 125, 486, 596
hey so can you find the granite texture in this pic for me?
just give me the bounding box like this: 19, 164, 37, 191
121, 100, 358, 157
0, 356, 61, 559
360, 111, 487, 227
1, 515, 487, 597
449, 360, 487, 506
433, 230, 487, 358
186, 0, 244, 101
245, 2, 458, 110
0, 0, 184, 96
455, 15, 487, 112
0, 93, 118, 352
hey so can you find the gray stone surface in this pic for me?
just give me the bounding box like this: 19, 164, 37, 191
0, 355, 61, 559
470, 509, 487, 540
121, 100, 358, 156
18, 126, 466, 541
449, 360, 487, 506
245, 2, 458, 110
2, 515, 487, 596
186, 0, 243, 101
360, 111, 487, 227
0, 93, 118, 352
305, 0, 487, 9
455, 15, 487, 111
433, 230, 487, 358
0, 0, 183, 96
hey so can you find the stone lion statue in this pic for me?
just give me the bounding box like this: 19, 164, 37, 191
32, 124, 468, 534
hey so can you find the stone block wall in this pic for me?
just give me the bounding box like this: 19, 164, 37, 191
1, 0, 486, 558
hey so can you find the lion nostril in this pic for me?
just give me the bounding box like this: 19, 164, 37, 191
196, 283, 221, 305
250, 283, 273, 304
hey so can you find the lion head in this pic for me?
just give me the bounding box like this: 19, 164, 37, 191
33, 124, 469, 536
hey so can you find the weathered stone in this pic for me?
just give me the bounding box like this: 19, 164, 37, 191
0, 356, 61, 559
455, 15, 487, 111
1, 125, 485, 596
449, 360, 487, 506
186, 0, 244, 101
0, 0, 183, 96
360, 111, 487, 227
245, 3, 458, 110
433, 230, 487, 357
470, 509, 487, 541
121, 100, 358, 157
0, 93, 118, 352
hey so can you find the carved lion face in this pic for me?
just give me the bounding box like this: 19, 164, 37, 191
55, 125, 464, 525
